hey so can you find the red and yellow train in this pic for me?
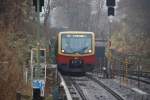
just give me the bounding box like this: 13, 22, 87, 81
55, 31, 96, 73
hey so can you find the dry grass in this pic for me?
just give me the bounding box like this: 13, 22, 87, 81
0, 31, 32, 100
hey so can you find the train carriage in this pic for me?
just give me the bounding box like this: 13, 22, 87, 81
56, 31, 96, 73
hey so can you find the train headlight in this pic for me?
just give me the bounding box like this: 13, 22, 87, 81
61, 49, 65, 53
88, 49, 92, 53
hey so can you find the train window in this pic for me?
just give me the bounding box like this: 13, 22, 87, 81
61, 34, 92, 54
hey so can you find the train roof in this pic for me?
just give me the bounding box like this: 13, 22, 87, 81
59, 31, 94, 34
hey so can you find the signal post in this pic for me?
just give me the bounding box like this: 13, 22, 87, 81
31, 0, 45, 99
106, 0, 116, 78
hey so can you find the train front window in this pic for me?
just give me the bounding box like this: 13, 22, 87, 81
61, 34, 92, 54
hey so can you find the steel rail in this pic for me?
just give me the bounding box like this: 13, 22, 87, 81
61, 74, 87, 100
71, 78, 87, 100
87, 74, 124, 100
127, 76, 150, 84
118, 73, 150, 84
58, 72, 73, 100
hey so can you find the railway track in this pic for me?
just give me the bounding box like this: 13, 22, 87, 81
62, 75, 86, 100
118, 74, 150, 84
86, 74, 125, 100
127, 75, 150, 84
71, 78, 87, 100
60, 73, 125, 100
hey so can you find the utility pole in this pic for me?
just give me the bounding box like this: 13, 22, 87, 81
107, 48, 112, 78
124, 57, 128, 86
108, 18, 112, 78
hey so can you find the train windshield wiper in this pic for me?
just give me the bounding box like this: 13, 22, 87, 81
72, 47, 88, 54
